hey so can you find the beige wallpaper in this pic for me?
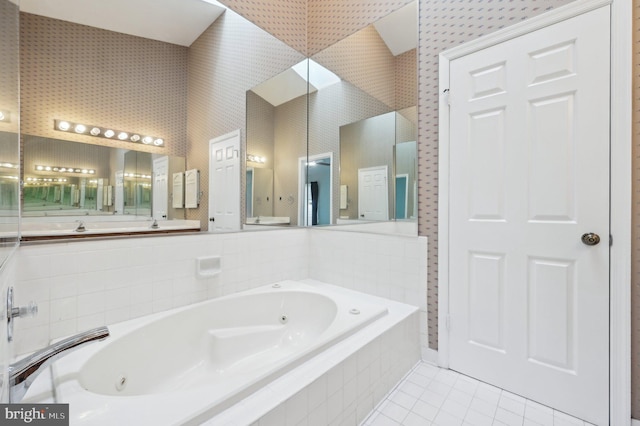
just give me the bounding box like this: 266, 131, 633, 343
20, 13, 188, 158
218, 0, 308, 55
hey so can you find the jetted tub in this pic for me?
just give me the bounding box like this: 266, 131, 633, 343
52, 280, 389, 425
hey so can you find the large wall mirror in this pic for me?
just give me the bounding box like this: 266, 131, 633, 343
22, 135, 190, 237
245, 1, 417, 233
0, 0, 20, 261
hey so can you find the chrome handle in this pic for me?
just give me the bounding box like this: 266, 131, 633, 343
581, 233, 600, 246
7, 287, 38, 342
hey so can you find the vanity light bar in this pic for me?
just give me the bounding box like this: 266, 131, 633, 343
25, 177, 68, 183
246, 154, 266, 163
34, 165, 95, 175
123, 172, 151, 179
54, 119, 164, 147
0, 162, 18, 169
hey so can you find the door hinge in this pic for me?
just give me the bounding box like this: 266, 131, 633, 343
443, 88, 450, 106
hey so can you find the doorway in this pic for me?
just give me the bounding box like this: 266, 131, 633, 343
298, 153, 333, 226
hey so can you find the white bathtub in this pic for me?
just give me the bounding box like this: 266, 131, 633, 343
52, 280, 389, 425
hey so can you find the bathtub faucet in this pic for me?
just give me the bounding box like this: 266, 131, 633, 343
8, 326, 109, 403
74, 220, 86, 232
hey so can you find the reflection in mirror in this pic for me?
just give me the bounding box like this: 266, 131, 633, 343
245, 60, 310, 227
23, 136, 186, 220
0, 0, 20, 257
308, 0, 417, 232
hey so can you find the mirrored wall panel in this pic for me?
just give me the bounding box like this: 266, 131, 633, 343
246, 60, 309, 227
245, 1, 417, 232
23, 136, 186, 220
0, 0, 20, 258
308, 0, 417, 230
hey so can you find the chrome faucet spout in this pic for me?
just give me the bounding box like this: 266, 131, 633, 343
9, 326, 109, 402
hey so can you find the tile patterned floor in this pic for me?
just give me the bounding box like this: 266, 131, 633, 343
363, 362, 595, 426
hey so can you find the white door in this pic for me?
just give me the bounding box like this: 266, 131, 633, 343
96, 178, 104, 211
209, 130, 240, 232
114, 171, 124, 214
448, 6, 609, 425
358, 166, 388, 221
152, 156, 169, 220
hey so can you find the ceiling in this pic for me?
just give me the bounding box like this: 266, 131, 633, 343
19, 0, 416, 53
19, 0, 226, 47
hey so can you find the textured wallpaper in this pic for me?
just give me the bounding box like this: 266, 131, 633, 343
20, 13, 188, 158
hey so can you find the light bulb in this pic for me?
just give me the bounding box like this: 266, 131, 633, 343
58, 121, 70, 131
153, 138, 164, 146
75, 124, 86, 133
90, 127, 101, 136
118, 132, 128, 140
130, 134, 140, 142
142, 136, 153, 145
104, 130, 115, 138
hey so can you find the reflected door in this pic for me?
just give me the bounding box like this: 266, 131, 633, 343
208, 130, 240, 232
448, 7, 609, 424
358, 166, 388, 221
114, 171, 124, 214
152, 156, 169, 219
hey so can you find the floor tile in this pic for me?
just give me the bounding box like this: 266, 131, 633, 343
361, 362, 590, 426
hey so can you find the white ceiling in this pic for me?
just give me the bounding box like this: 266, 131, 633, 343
373, 1, 418, 56
19, 0, 226, 47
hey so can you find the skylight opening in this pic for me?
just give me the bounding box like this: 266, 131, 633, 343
292, 59, 341, 91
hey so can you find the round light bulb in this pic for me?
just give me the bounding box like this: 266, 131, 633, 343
142, 136, 153, 145
74, 124, 86, 133
0, 112, 5, 121
118, 132, 128, 140
104, 130, 115, 138
58, 121, 70, 131
130, 134, 140, 142
90, 127, 101, 136
45, 166, 52, 171
153, 138, 164, 146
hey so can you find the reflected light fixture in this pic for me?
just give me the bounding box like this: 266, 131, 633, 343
0, 110, 11, 123
246, 154, 266, 164
35, 165, 95, 175
54, 119, 165, 147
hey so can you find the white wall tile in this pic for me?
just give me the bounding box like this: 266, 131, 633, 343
10, 228, 426, 364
